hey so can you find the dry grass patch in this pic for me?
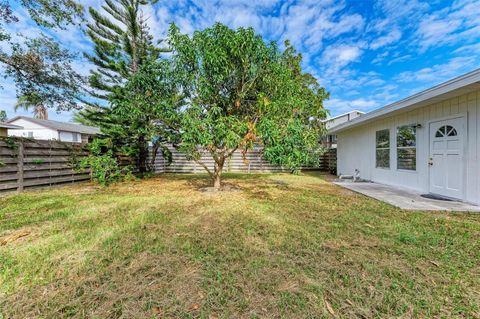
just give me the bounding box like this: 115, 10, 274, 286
0, 172, 479, 318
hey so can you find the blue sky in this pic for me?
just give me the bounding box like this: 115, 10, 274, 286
2, 0, 480, 122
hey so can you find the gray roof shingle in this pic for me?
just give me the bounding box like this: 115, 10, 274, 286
7, 116, 101, 135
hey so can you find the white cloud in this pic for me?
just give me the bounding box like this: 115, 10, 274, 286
395, 56, 477, 83
415, 14, 462, 51
281, 3, 364, 55
374, 0, 429, 24
453, 42, 480, 55
369, 29, 401, 50
320, 43, 364, 76
413, 0, 480, 51
387, 54, 412, 65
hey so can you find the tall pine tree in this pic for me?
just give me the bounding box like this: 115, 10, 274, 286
80, 0, 167, 173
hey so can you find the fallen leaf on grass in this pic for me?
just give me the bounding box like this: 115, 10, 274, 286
324, 298, 335, 316
152, 306, 162, 315
345, 299, 354, 306
189, 303, 200, 311
429, 261, 440, 267
364, 223, 375, 229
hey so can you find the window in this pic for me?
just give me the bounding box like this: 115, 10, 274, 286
397, 125, 416, 170
376, 129, 390, 168
72, 133, 79, 142
436, 125, 457, 137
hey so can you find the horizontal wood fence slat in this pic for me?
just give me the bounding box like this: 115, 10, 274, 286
0, 137, 90, 192
318, 148, 337, 174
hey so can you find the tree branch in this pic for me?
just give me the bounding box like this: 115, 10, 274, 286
226, 146, 238, 158
194, 159, 213, 177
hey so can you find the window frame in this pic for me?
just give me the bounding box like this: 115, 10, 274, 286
375, 129, 390, 169
396, 124, 417, 171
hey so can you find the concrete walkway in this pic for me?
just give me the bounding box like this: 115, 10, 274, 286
333, 181, 480, 212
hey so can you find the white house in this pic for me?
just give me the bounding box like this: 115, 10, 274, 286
322, 110, 364, 148
7, 116, 100, 143
330, 69, 480, 205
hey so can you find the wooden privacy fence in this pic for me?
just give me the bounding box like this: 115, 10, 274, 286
0, 137, 90, 192
150, 146, 290, 173
318, 148, 337, 174
1, 137, 337, 192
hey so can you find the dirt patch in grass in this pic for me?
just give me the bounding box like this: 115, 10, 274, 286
198, 184, 241, 193
1, 172, 479, 318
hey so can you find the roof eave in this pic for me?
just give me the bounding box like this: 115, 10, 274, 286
0, 123, 23, 129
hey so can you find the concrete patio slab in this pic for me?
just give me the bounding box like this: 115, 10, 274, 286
333, 181, 480, 212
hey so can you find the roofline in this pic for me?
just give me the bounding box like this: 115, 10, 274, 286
7, 116, 41, 125
0, 122, 23, 129
322, 110, 364, 122
329, 68, 480, 134
7, 116, 100, 134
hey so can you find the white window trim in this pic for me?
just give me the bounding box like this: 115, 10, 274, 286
396, 124, 417, 172
375, 128, 391, 169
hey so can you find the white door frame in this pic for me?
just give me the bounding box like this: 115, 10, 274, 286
427, 113, 468, 200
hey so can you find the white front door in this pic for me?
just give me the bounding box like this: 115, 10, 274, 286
429, 117, 465, 199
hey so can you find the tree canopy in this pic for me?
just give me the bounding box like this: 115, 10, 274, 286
83, 0, 163, 101
0, 110, 7, 122
78, 0, 169, 173
168, 23, 329, 188
0, 0, 85, 112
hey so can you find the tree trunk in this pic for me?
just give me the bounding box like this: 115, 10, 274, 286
138, 135, 148, 175
213, 171, 221, 189
212, 155, 225, 190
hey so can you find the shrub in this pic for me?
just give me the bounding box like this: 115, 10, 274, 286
80, 139, 133, 187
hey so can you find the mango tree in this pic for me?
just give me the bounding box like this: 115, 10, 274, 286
168, 23, 329, 189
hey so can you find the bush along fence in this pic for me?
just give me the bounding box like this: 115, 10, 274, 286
1, 137, 337, 192
0, 137, 90, 192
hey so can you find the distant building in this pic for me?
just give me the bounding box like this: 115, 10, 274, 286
7, 116, 100, 143
322, 111, 364, 148
0, 122, 22, 137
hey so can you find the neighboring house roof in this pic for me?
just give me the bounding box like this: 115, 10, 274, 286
0, 122, 22, 129
330, 68, 480, 134
322, 110, 364, 123
7, 116, 101, 135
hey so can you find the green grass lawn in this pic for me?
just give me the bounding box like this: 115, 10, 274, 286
0, 172, 479, 318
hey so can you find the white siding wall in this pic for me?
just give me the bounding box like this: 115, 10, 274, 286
58, 131, 81, 143
337, 89, 480, 205
7, 118, 58, 140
